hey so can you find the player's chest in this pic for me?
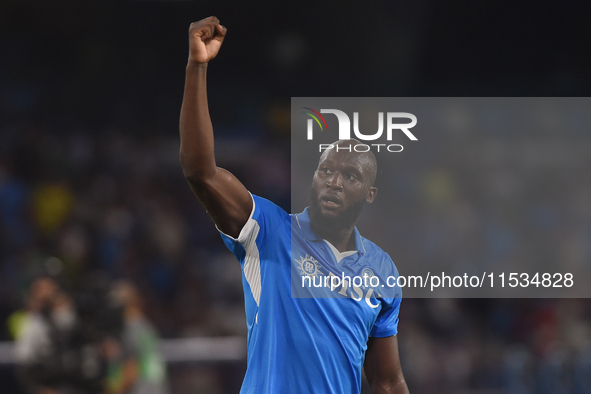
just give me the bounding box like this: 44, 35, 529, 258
290, 238, 384, 312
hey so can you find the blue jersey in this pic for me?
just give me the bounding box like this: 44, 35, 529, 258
219, 194, 402, 394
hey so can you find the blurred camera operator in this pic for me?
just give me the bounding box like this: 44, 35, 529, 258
14, 272, 123, 394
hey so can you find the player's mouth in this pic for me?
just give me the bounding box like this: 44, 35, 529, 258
320, 194, 341, 209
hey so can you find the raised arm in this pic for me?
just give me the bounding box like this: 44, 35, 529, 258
364, 335, 410, 394
179, 16, 252, 238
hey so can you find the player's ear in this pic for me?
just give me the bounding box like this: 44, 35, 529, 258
365, 187, 377, 204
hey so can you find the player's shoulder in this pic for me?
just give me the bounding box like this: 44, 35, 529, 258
360, 235, 389, 256
360, 236, 398, 268
361, 236, 402, 293
252, 194, 287, 214
251, 194, 290, 227
221, 194, 289, 247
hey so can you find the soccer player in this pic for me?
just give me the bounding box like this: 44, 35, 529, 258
179, 16, 409, 394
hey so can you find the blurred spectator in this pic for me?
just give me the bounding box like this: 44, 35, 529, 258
14, 275, 105, 394
107, 280, 169, 394
1, 3, 590, 391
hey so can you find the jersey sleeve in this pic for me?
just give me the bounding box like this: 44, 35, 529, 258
370, 255, 402, 338
217, 193, 288, 308
370, 296, 401, 337
217, 193, 287, 259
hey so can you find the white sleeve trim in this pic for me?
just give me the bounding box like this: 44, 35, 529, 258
216, 192, 256, 242
217, 193, 261, 308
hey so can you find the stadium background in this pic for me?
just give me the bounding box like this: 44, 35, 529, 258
1, 1, 591, 393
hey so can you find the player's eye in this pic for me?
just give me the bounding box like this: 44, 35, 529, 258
320, 168, 331, 174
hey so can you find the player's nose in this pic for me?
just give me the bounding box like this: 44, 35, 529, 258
326, 172, 343, 190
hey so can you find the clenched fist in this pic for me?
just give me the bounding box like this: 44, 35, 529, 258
188, 16, 227, 65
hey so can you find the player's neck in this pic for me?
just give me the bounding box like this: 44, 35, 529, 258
322, 227, 356, 253
308, 208, 360, 252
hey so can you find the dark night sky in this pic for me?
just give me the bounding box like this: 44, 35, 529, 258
1, 0, 590, 134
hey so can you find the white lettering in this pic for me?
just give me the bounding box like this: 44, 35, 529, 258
387, 112, 417, 140
353, 144, 370, 152
351, 285, 363, 301
309, 110, 417, 142
313, 276, 323, 288
387, 144, 403, 152
353, 112, 383, 140
338, 276, 349, 296
371, 143, 386, 152
364, 288, 380, 308
363, 273, 370, 287
370, 276, 379, 287
353, 276, 363, 288
307, 119, 314, 140
330, 273, 341, 291
321, 109, 351, 139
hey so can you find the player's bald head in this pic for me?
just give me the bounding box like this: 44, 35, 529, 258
318, 139, 378, 186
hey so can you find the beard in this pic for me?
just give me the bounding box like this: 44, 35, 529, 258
308, 186, 366, 240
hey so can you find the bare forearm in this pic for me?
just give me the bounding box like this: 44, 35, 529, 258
179, 62, 217, 182
178, 17, 252, 237
370, 379, 410, 394
365, 336, 409, 394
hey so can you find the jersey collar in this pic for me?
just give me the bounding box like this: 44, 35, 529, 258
294, 207, 366, 254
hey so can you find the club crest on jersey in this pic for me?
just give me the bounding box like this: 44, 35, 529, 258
296, 255, 322, 278
361, 268, 375, 282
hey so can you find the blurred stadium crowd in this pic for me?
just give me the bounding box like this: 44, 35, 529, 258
2, 1, 591, 393
2, 113, 591, 394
